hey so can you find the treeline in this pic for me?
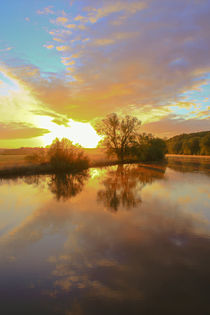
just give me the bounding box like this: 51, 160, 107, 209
166, 131, 210, 155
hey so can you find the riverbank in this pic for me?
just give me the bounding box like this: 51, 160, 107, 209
166, 154, 210, 160
0, 158, 167, 179
0, 153, 209, 179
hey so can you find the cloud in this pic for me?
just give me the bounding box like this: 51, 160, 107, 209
66, 24, 76, 29
2, 0, 210, 138
43, 44, 54, 49
0, 47, 13, 52
52, 38, 64, 43
37, 6, 54, 15
54, 17, 68, 25
56, 46, 70, 51
0, 122, 49, 139
141, 115, 210, 138
75, 0, 147, 24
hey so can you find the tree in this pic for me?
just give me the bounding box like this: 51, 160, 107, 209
182, 137, 200, 155
166, 131, 210, 155
200, 134, 210, 155
96, 113, 141, 160
131, 133, 166, 161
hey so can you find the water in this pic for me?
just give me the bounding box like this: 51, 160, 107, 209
0, 163, 210, 315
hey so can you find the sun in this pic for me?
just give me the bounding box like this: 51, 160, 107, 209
37, 116, 101, 148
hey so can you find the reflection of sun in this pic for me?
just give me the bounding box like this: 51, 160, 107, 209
37, 116, 101, 148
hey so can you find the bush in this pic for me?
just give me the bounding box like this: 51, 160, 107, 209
48, 138, 89, 172
25, 138, 89, 173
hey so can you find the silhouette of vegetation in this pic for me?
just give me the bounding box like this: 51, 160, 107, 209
47, 138, 89, 172
167, 131, 210, 155
96, 113, 166, 162
0, 138, 89, 178
96, 113, 141, 161
97, 164, 165, 212
49, 171, 89, 201
131, 133, 167, 162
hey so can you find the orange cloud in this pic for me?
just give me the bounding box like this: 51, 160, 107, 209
53, 38, 64, 42
55, 17, 68, 24
2, 0, 209, 141
76, 1, 147, 24
66, 24, 76, 29
62, 60, 75, 66
43, 44, 54, 49
37, 6, 54, 15
0, 123, 49, 140
56, 46, 69, 51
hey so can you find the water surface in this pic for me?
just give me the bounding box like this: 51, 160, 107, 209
0, 163, 210, 314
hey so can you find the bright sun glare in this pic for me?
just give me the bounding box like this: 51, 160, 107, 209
37, 116, 101, 148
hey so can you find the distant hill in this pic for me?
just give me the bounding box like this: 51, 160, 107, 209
166, 131, 210, 155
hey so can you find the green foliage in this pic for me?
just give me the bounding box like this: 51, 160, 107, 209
200, 134, 210, 155
132, 133, 166, 162
167, 131, 210, 155
48, 138, 89, 172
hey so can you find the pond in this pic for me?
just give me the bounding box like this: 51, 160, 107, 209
0, 162, 210, 314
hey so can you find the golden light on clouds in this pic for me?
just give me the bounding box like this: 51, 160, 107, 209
56, 46, 69, 51
37, 116, 102, 148
1, 0, 210, 149
0, 69, 101, 148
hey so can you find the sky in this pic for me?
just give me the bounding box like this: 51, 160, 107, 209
0, 0, 209, 148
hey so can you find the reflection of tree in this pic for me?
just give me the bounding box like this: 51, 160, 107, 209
97, 164, 165, 212
22, 171, 89, 201
49, 170, 89, 201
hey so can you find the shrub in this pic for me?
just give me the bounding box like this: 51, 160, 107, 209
47, 138, 89, 172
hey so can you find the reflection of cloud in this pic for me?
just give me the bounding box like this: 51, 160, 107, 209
0, 166, 210, 314
47, 196, 210, 314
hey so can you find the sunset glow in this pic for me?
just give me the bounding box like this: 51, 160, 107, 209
0, 2, 210, 313
0, 0, 209, 148
37, 116, 102, 148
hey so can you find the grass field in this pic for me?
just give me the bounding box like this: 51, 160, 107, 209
0, 155, 28, 169
0, 151, 209, 171
0, 149, 107, 170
